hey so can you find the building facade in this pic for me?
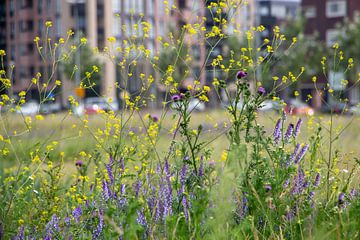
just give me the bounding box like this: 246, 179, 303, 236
302, 0, 360, 105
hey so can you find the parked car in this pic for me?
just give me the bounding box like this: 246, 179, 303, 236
16, 100, 40, 115
285, 99, 314, 116
40, 102, 61, 114
258, 100, 281, 112
84, 97, 119, 115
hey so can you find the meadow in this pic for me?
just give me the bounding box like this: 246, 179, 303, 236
1, 1, 360, 238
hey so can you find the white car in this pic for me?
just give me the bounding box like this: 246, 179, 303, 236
16, 101, 40, 115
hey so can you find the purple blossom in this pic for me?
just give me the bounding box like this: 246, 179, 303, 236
236, 70, 247, 79
286, 143, 300, 167
282, 110, 287, 120
258, 86, 266, 95
294, 118, 303, 137
72, 206, 82, 223
14, 226, 24, 240
106, 163, 114, 185
314, 173, 321, 187
350, 188, 358, 199
46, 214, 61, 235
291, 168, 307, 196
265, 185, 272, 192
198, 156, 204, 177
182, 196, 189, 222
136, 209, 148, 227
294, 144, 309, 164
171, 94, 181, 102
102, 180, 112, 201
152, 115, 159, 122
92, 212, 104, 240
134, 180, 142, 198
273, 119, 282, 144
178, 163, 187, 197
283, 178, 290, 189
75, 160, 83, 167
284, 124, 294, 142
65, 216, 71, 227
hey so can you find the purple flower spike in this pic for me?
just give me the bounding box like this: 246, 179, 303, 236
236, 70, 247, 79
294, 118, 303, 137
92, 212, 104, 240
72, 206, 82, 223
106, 164, 114, 185
338, 192, 346, 205
102, 180, 112, 201
294, 144, 309, 164
258, 86, 266, 95
284, 123, 294, 142
314, 173, 321, 187
273, 119, 282, 144
287, 143, 300, 167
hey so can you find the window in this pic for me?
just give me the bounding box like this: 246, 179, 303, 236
326, 0, 346, 18
326, 29, 340, 47
179, 0, 186, 9
113, 0, 120, 13
38, 0, 42, 14
10, 0, 15, 16
271, 4, 286, 19
329, 70, 345, 90
10, 22, 15, 39
304, 6, 316, 18
38, 19, 43, 35
260, 5, 269, 16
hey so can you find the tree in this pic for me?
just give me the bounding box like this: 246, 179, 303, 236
62, 42, 103, 87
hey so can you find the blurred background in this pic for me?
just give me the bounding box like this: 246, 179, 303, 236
0, 0, 359, 115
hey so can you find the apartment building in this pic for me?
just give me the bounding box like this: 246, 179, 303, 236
302, 0, 360, 105
3, 0, 257, 105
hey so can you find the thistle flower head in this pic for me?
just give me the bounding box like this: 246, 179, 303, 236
236, 70, 247, 79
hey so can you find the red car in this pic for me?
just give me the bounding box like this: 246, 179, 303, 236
285, 99, 314, 116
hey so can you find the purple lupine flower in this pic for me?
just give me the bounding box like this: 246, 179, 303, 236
72, 206, 82, 223
178, 164, 187, 197
236, 70, 247, 79
350, 188, 358, 199
92, 212, 104, 240
258, 86, 266, 95
198, 156, 204, 177
102, 180, 112, 201
273, 119, 282, 144
239, 193, 248, 220
14, 226, 24, 240
136, 209, 148, 227
284, 123, 294, 142
182, 196, 189, 222
120, 184, 126, 195
294, 144, 309, 164
106, 163, 114, 185
286, 143, 300, 167
291, 168, 306, 196
264, 185, 272, 192
283, 178, 290, 189
134, 180, 142, 198
46, 214, 61, 235
308, 191, 316, 208
75, 160, 83, 167
90, 183, 94, 192
314, 173, 321, 187
294, 118, 303, 137
338, 192, 348, 208
65, 215, 71, 227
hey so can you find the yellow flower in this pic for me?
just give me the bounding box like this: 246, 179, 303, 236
35, 115, 44, 121
45, 21, 53, 27
0, 50, 6, 56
